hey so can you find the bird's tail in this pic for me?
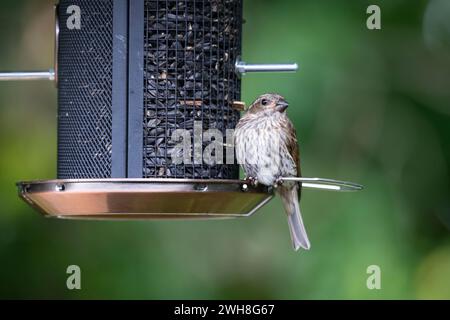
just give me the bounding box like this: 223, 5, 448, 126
279, 187, 311, 251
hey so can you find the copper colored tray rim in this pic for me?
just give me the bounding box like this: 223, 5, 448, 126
17, 179, 274, 221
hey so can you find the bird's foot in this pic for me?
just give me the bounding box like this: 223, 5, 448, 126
273, 177, 284, 189
246, 177, 259, 187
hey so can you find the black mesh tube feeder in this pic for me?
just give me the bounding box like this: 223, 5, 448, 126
1, 0, 362, 220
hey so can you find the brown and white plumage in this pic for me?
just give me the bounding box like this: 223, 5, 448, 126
234, 93, 310, 251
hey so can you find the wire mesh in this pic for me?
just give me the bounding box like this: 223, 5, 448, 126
143, 0, 242, 179
57, 0, 113, 179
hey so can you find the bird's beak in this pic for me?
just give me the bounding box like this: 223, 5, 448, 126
276, 100, 289, 113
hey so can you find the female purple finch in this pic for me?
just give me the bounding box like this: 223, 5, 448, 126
234, 93, 310, 251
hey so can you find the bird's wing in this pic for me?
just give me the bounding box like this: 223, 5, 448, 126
282, 117, 302, 199
283, 117, 301, 177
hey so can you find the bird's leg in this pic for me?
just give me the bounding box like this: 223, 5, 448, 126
246, 176, 259, 187
273, 177, 284, 189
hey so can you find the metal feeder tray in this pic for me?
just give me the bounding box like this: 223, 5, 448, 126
16, 178, 363, 221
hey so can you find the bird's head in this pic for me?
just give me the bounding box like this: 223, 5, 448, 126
248, 93, 289, 115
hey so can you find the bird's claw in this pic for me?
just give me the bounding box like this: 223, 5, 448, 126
273, 177, 284, 189
246, 177, 259, 187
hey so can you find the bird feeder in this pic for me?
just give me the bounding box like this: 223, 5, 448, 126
1, 0, 362, 220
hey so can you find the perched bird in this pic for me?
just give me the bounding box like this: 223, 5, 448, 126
234, 93, 310, 251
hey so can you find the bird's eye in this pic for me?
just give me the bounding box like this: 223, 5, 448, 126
261, 99, 269, 106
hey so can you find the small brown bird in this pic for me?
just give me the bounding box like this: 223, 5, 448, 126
234, 93, 310, 251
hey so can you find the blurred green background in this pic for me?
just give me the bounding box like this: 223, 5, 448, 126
1, 0, 450, 299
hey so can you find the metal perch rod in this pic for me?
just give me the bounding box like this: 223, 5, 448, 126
279, 177, 364, 192
235, 58, 299, 74
0, 70, 55, 81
